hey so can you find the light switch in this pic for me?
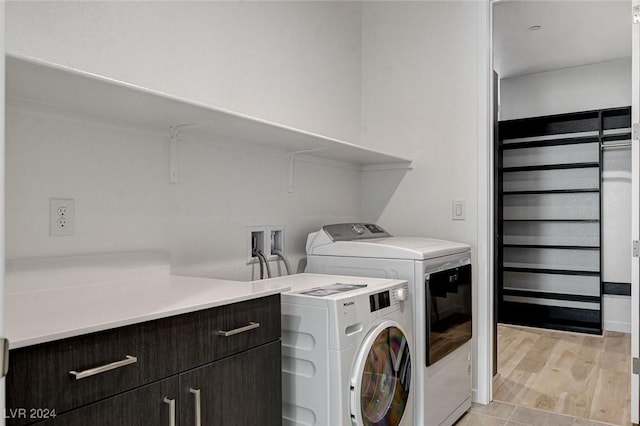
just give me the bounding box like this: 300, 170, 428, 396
452, 200, 466, 221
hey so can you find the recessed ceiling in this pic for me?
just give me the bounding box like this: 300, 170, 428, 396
493, 0, 631, 79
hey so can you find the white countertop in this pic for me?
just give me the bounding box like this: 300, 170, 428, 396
6, 274, 291, 349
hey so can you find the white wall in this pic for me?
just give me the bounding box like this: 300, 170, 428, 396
360, 0, 484, 396
5, 103, 361, 281
603, 143, 631, 332
500, 58, 631, 121
4, 1, 364, 281
361, 1, 478, 244
5, 1, 362, 143
500, 58, 632, 332
5, 0, 494, 402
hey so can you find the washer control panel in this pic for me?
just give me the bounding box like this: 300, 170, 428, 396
369, 284, 409, 313
322, 223, 391, 241
395, 287, 408, 302
369, 289, 391, 312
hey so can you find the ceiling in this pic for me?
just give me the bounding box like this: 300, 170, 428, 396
493, 0, 631, 79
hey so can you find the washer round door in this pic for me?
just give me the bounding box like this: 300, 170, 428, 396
350, 321, 412, 426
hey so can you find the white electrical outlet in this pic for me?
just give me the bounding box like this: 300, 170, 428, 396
50, 198, 75, 236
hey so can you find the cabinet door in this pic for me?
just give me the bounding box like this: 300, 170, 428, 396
179, 341, 281, 426
35, 377, 178, 426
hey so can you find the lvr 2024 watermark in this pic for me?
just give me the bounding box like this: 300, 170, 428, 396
4, 408, 57, 419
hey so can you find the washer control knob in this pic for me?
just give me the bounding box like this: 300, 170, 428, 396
396, 288, 408, 302
351, 224, 365, 235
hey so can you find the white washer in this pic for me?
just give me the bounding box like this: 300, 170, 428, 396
271, 273, 413, 426
305, 224, 472, 426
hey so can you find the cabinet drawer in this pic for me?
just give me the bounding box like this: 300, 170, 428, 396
177, 294, 281, 370
7, 317, 179, 425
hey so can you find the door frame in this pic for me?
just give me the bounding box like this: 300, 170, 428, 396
481, 3, 639, 423
631, 1, 639, 422
1, 1, 7, 422
475, 0, 493, 406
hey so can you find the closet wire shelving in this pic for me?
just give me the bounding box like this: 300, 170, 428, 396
497, 106, 631, 334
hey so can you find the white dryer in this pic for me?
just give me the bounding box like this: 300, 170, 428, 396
305, 224, 472, 426
272, 273, 413, 426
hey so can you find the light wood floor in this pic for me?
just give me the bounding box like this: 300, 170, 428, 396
456, 400, 618, 426
492, 324, 631, 426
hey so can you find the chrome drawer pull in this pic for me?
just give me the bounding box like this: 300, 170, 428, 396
215, 321, 260, 337
190, 388, 202, 426
69, 355, 137, 380
163, 397, 176, 426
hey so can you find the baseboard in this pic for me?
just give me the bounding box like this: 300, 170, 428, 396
603, 294, 631, 333
603, 319, 631, 333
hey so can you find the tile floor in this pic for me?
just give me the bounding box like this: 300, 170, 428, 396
455, 401, 618, 426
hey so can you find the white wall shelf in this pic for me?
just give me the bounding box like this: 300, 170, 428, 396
6, 54, 412, 183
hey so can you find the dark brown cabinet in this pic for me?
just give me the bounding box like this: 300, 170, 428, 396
7, 317, 179, 421
179, 341, 281, 426
6, 294, 282, 426
37, 377, 178, 426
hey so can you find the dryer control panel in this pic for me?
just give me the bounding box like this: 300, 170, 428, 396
322, 223, 391, 241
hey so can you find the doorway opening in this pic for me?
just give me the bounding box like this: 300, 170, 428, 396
491, 1, 632, 424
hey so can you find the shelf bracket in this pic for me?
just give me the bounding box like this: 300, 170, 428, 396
168, 122, 200, 184
169, 127, 179, 184
288, 148, 327, 193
